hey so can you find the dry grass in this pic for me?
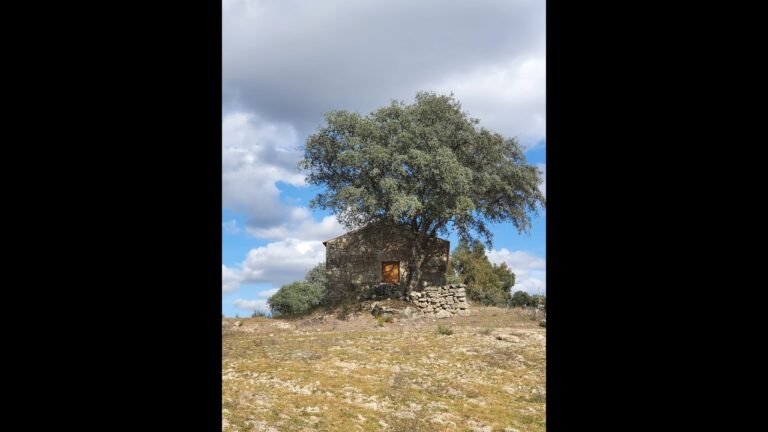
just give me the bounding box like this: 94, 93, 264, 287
222, 306, 545, 431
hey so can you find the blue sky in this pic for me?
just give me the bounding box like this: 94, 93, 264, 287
222, 0, 545, 317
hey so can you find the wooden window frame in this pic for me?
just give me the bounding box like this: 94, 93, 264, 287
381, 261, 400, 284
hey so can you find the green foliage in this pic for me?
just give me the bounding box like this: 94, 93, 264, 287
449, 240, 516, 306
267, 281, 326, 316
494, 262, 516, 292
251, 309, 268, 318
305, 262, 332, 306
267, 262, 330, 316
530, 294, 546, 307
509, 291, 533, 308
436, 325, 454, 335
305, 262, 327, 287
376, 315, 386, 327
300, 92, 545, 289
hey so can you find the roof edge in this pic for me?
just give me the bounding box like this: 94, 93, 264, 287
321, 221, 449, 245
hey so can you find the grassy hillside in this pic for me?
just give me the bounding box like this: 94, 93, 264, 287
222, 305, 545, 432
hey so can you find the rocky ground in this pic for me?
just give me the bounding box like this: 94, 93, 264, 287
222, 303, 546, 432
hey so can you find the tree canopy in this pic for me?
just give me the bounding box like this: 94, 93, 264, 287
299, 92, 545, 248
300, 92, 544, 291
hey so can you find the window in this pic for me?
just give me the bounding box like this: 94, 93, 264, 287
381, 261, 399, 284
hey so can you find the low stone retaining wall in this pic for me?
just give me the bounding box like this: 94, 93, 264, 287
409, 284, 470, 317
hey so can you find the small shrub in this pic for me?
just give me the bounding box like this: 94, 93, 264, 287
436, 325, 453, 335
251, 309, 268, 318
267, 281, 326, 316
376, 315, 386, 327
479, 327, 493, 336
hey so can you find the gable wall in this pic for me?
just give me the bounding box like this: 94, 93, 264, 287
325, 223, 448, 302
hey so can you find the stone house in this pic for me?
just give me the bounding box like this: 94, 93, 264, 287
322, 221, 450, 302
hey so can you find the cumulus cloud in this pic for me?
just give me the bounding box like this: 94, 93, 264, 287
223, 219, 241, 234
257, 288, 279, 298
245, 209, 345, 241
233, 298, 269, 311
431, 55, 545, 145
240, 239, 327, 287
222, 111, 304, 226
222, 236, 338, 295
222, 264, 242, 293
486, 248, 546, 295
223, 0, 545, 141
223, 110, 351, 241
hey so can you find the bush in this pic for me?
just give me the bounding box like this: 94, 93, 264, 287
509, 291, 533, 308
267, 281, 326, 316
304, 262, 327, 287
266, 262, 330, 316
436, 325, 453, 335
449, 240, 515, 307
251, 309, 268, 318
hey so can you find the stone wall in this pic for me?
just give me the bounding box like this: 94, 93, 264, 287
324, 222, 449, 303
408, 284, 470, 317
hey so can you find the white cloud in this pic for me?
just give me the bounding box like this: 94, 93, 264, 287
257, 288, 279, 298
222, 233, 337, 295
240, 238, 326, 287
245, 209, 345, 241
486, 248, 546, 295
222, 111, 304, 227
223, 0, 545, 138
222, 264, 242, 293
223, 110, 350, 240
431, 55, 545, 146
233, 298, 269, 311
223, 219, 241, 234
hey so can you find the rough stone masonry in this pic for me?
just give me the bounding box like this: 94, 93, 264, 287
409, 284, 470, 318
323, 221, 450, 304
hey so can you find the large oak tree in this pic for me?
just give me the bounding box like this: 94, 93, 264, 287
299, 92, 544, 293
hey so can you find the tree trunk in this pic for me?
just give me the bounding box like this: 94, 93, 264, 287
406, 255, 426, 295
405, 233, 428, 295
